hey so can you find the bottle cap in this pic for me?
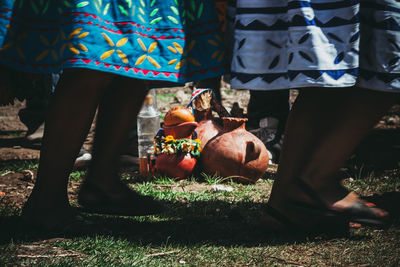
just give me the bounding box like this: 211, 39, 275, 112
144, 94, 154, 105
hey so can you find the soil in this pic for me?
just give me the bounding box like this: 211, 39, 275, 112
1, 84, 400, 210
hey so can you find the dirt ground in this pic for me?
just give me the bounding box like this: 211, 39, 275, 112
1, 85, 400, 210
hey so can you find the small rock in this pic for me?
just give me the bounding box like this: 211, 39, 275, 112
174, 90, 188, 104
211, 185, 234, 192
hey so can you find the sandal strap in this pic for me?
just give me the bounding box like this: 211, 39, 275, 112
263, 204, 296, 229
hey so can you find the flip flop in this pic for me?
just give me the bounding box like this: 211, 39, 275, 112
341, 201, 390, 227
260, 204, 349, 237
293, 179, 389, 228
78, 182, 164, 216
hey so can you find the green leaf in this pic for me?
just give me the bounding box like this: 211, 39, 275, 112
190, 0, 195, 11
139, 7, 145, 15
150, 0, 156, 8
42, 0, 50, 14
118, 5, 129, 16
138, 14, 146, 23
150, 8, 159, 17
187, 12, 195, 21
31, 1, 38, 14
103, 3, 110, 15
140, 0, 145, 8
76, 1, 89, 8
94, 1, 101, 13
197, 3, 203, 18
170, 6, 179, 15
150, 17, 162, 25
167, 15, 179, 24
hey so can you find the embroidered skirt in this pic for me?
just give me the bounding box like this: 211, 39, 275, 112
0, 0, 227, 84
230, 0, 400, 92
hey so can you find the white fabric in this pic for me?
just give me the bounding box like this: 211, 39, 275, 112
230, 0, 400, 92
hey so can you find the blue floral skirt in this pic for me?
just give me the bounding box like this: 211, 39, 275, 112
0, 0, 227, 84
230, 0, 400, 92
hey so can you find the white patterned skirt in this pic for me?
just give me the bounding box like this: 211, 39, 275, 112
230, 0, 400, 92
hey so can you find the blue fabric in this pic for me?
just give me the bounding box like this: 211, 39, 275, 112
230, 0, 400, 92
0, 0, 227, 84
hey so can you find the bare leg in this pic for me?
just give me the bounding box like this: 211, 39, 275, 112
267, 87, 399, 226
86, 76, 147, 191
23, 69, 113, 218
78, 76, 163, 215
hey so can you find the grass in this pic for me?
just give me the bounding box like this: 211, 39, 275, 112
1, 160, 399, 266
156, 92, 175, 103
69, 170, 86, 181
0, 159, 39, 175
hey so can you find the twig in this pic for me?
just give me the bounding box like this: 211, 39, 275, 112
1, 171, 12, 176
132, 249, 180, 265
17, 253, 82, 258
266, 256, 304, 266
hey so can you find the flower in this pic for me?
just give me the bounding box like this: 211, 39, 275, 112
153, 135, 202, 159
165, 135, 175, 142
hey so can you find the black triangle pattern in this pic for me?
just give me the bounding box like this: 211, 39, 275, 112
232, 69, 358, 84
235, 15, 359, 31
360, 69, 400, 83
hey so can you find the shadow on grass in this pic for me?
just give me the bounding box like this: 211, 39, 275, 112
4, 195, 400, 248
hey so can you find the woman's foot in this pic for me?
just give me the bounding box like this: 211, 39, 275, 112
78, 180, 164, 216
21, 200, 86, 233
331, 192, 389, 227
262, 180, 389, 235
259, 203, 350, 237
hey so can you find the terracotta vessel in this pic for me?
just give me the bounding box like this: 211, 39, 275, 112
156, 106, 198, 179
163, 106, 198, 139
201, 117, 269, 183
164, 106, 195, 126
191, 89, 222, 148
163, 121, 198, 139
156, 152, 197, 180
194, 109, 222, 148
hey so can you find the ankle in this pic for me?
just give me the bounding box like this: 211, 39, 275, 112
26, 188, 70, 209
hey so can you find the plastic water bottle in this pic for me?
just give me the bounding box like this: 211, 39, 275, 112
137, 89, 160, 175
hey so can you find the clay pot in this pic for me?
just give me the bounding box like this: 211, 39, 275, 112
194, 109, 222, 148
163, 121, 198, 139
164, 106, 195, 126
201, 117, 269, 183
156, 153, 197, 180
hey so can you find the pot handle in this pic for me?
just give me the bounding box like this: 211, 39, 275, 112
245, 141, 261, 163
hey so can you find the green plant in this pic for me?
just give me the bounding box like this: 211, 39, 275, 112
69, 170, 86, 181
154, 176, 175, 185
202, 172, 226, 185
0, 160, 39, 175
